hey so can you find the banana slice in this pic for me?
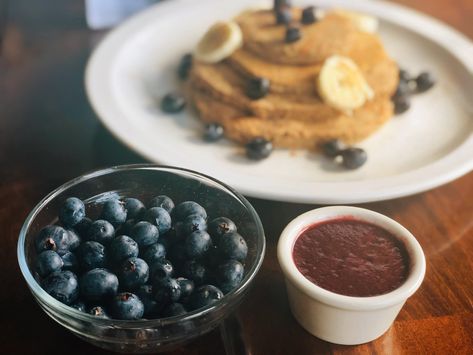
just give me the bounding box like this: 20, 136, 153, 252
331, 9, 379, 33
194, 21, 243, 63
317, 55, 374, 111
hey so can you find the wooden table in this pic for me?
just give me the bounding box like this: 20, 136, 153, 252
1, 1, 472, 354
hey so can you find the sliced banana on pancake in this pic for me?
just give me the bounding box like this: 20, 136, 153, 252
317, 55, 374, 111
194, 21, 243, 63
331, 9, 379, 33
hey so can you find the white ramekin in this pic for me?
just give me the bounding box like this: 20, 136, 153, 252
277, 206, 426, 345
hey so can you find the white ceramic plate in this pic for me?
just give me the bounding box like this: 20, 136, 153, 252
85, 0, 473, 204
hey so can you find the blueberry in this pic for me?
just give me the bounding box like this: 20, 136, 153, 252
321, 139, 344, 158
145, 207, 172, 235
124, 197, 146, 220
59, 197, 85, 228
203, 245, 222, 268
162, 303, 187, 318
176, 213, 207, 237
166, 243, 188, 271
78, 241, 107, 271
101, 199, 127, 226
393, 95, 411, 114
70, 301, 86, 313
109, 235, 139, 263
245, 137, 273, 160
149, 258, 174, 280
301, 6, 317, 24
285, 26, 301, 43
42, 270, 79, 305
89, 305, 110, 318
110, 292, 144, 320
142, 243, 166, 265
392, 80, 411, 99
341, 147, 368, 169
136, 285, 161, 317
246, 77, 270, 100
161, 93, 186, 113
399, 68, 411, 82
203, 123, 224, 142
274, 0, 291, 11
118, 257, 149, 290
216, 260, 245, 294
187, 285, 223, 311
61, 251, 78, 272
80, 268, 119, 303
276, 6, 292, 24
74, 217, 92, 238
218, 233, 248, 262
87, 219, 115, 244
130, 221, 159, 248
173, 201, 207, 222
177, 53, 193, 80
66, 229, 81, 251
415, 71, 435, 92
153, 278, 181, 304
149, 195, 175, 214
35, 225, 70, 255
36, 250, 64, 278
176, 277, 194, 299
185, 230, 212, 259
117, 219, 136, 236
208, 217, 237, 241
182, 260, 208, 286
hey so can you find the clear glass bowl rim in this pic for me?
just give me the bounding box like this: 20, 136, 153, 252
17, 163, 266, 328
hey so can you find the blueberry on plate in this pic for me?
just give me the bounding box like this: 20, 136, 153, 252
110, 292, 144, 320
177, 53, 193, 80
176, 213, 207, 237
149, 258, 174, 280
136, 285, 161, 318
80, 268, 119, 303
176, 277, 194, 299
148, 195, 175, 214
42, 270, 79, 305
218, 232, 248, 262
399, 68, 411, 82
145, 207, 172, 235
182, 260, 208, 286
89, 305, 110, 318
301, 6, 317, 24
142, 243, 166, 265
100, 199, 127, 226
185, 230, 212, 259
118, 257, 149, 290
415, 71, 435, 92
392, 79, 411, 99
109, 235, 139, 263
78, 241, 107, 271
187, 285, 223, 311
341, 147, 368, 170
208, 217, 237, 241
203, 123, 224, 142
161, 93, 186, 113
216, 260, 245, 294
153, 278, 181, 304
35, 225, 71, 255
124, 197, 146, 220
173, 201, 207, 222
162, 303, 187, 318
61, 251, 78, 272
130, 221, 159, 248
246, 77, 270, 100
87, 219, 115, 245
321, 139, 344, 158
36, 250, 64, 278
285, 26, 301, 43
58, 197, 85, 228
393, 95, 411, 114
245, 137, 273, 160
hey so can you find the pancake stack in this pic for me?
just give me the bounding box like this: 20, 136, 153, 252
187, 7, 399, 149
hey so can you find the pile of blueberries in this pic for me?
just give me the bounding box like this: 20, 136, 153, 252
391, 69, 435, 114
33, 195, 248, 320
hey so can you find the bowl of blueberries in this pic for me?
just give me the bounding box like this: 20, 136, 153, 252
17, 164, 265, 353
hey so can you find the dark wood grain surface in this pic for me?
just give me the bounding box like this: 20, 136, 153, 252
1, 1, 472, 354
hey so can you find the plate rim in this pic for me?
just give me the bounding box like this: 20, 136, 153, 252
85, 0, 473, 204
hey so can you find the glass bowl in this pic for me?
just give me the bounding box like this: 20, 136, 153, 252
17, 164, 265, 353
